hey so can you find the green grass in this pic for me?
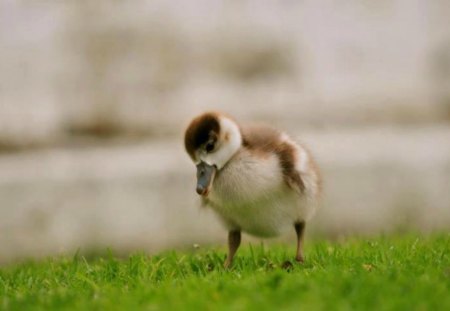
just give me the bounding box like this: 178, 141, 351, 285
1, 234, 449, 311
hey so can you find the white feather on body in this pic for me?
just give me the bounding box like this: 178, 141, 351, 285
206, 139, 319, 237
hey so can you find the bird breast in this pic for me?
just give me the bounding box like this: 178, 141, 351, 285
211, 149, 284, 204
206, 148, 304, 237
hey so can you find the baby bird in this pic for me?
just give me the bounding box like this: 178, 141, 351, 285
184, 112, 321, 267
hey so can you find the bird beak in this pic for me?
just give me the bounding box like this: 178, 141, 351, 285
196, 162, 217, 196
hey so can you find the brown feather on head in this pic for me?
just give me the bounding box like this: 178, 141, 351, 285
184, 112, 221, 162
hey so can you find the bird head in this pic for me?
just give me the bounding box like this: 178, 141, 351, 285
184, 112, 242, 196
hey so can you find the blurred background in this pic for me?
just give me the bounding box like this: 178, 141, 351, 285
1, 0, 449, 263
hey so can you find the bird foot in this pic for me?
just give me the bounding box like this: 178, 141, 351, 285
223, 259, 232, 269
295, 255, 305, 263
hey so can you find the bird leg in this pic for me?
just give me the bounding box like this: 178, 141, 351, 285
294, 221, 306, 263
224, 230, 241, 268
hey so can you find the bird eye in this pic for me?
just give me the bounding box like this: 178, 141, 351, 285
205, 142, 215, 153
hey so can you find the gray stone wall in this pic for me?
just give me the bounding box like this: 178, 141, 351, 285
0, 0, 449, 261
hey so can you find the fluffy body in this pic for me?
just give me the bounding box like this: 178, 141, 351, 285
184, 112, 321, 266
186, 113, 320, 237
205, 126, 320, 237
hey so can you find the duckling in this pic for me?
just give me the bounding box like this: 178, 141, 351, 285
184, 112, 321, 268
